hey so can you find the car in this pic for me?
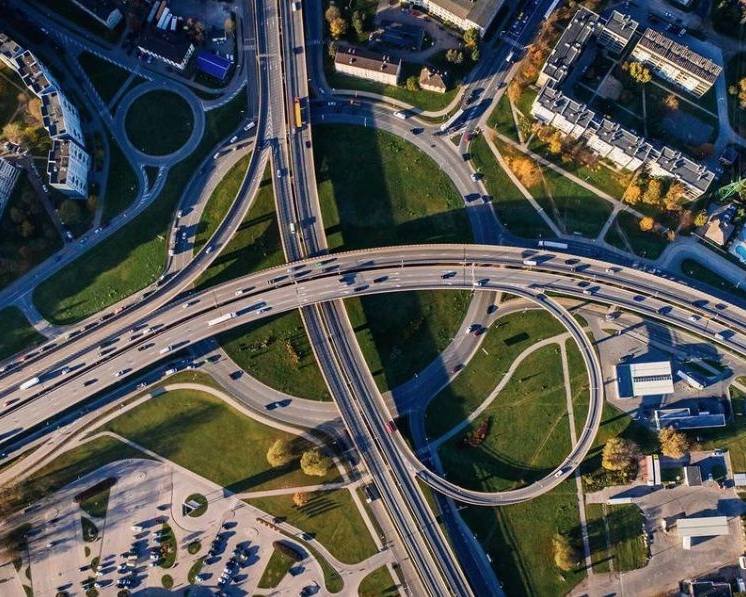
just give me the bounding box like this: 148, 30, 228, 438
452, 364, 464, 373
213, 152, 220, 160
229, 135, 238, 143
470, 172, 481, 182
441, 271, 456, 279
114, 370, 126, 377
712, 449, 724, 456
688, 314, 700, 322
64, 230, 73, 241
206, 245, 214, 254
94, 227, 102, 235
467, 323, 481, 334
243, 121, 256, 131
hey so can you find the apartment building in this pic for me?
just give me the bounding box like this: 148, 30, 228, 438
334, 46, 401, 86
631, 28, 721, 97
597, 10, 638, 55
47, 139, 90, 198
0, 158, 20, 218
407, 0, 505, 33
0, 33, 23, 70
41, 91, 85, 147
537, 7, 598, 87
15, 50, 58, 96
71, 0, 123, 29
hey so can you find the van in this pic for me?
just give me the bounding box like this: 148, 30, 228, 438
393, 111, 407, 120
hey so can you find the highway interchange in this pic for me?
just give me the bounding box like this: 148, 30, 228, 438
2, 0, 746, 595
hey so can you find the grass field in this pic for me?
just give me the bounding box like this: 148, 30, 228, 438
345, 290, 471, 393
437, 344, 572, 492
101, 134, 139, 222
462, 481, 586, 596
102, 389, 338, 492
0, 307, 45, 361
0, 436, 149, 518
78, 487, 110, 519
195, 164, 282, 290
425, 309, 566, 438
124, 90, 194, 156
194, 153, 251, 251
248, 490, 377, 564
605, 210, 669, 259
358, 566, 398, 597
219, 310, 330, 402
487, 95, 519, 141
78, 52, 135, 104
471, 135, 553, 238
681, 258, 746, 303
314, 125, 471, 251
0, 174, 63, 291
257, 547, 295, 588
698, 385, 746, 469
585, 504, 648, 572
34, 93, 247, 324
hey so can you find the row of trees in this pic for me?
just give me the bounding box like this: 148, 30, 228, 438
325, 4, 369, 40
266, 438, 333, 477
601, 426, 690, 475
623, 175, 688, 214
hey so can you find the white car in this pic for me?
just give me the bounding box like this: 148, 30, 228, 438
243, 121, 256, 131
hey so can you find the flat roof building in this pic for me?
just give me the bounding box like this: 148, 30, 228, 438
701, 203, 736, 247
684, 465, 702, 486
407, 0, 505, 33
15, 50, 57, 96
677, 516, 729, 538
537, 7, 598, 87
0, 158, 20, 218
597, 11, 638, 55
0, 32, 23, 71
196, 50, 232, 81
616, 360, 674, 398
138, 28, 195, 71
334, 46, 401, 87
70, 0, 123, 30
654, 407, 726, 430
631, 28, 722, 97
47, 139, 90, 198
41, 90, 85, 147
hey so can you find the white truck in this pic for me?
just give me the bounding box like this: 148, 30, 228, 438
208, 312, 237, 327
19, 377, 40, 390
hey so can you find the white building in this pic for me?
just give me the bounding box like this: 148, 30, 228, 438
334, 46, 401, 86
41, 90, 85, 147
71, 0, 123, 29
47, 139, 90, 198
676, 516, 729, 550
407, 0, 505, 33
0, 33, 23, 70
14, 50, 58, 97
616, 360, 674, 399
0, 158, 20, 218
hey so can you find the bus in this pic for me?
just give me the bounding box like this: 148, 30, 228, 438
293, 97, 303, 129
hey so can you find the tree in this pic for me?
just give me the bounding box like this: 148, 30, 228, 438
471, 47, 480, 63
406, 76, 419, 92
659, 427, 689, 458
639, 216, 655, 232
19, 219, 35, 239
664, 182, 687, 212
626, 61, 652, 84
300, 448, 332, 477
552, 533, 579, 571
224, 17, 236, 36
329, 17, 348, 39
328, 40, 338, 60
2, 122, 23, 144
463, 28, 479, 48
694, 210, 708, 227
351, 10, 365, 36
602, 437, 639, 471
622, 184, 642, 204
728, 77, 746, 109
445, 48, 464, 65
58, 199, 82, 227
508, 156, 541, 188
663, 93, 679, 111
507, 80, 522, 104
547, 131, 563, 155
325, 5, 341, 23
26, 98, 42, 125
293, 491, 311, 508
266, 439, 294, 467
642, 178, 663, 206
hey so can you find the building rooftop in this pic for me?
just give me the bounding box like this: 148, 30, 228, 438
655, 407, 726, 430
535, 85, 596, 128
196, 50, 231, 81
334, 46, 400, 76
15, 50, 55, 96
541, 7, 598, 85
47, 138, 83, 185
419, 66, 448, 92
41, 91, 73, 138
676, 516, 729, 537
655, 146, 716, 194
0, 32, 22, 62
138, 28, 194, 64
684, 465, 702, 486
425, 0, 505, 28
636, 28, 722, 84
602, 10, 638, 42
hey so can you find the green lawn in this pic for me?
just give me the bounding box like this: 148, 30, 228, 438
78, 487, 110, 519
585, 504, 648, 572
681, 258, 746, 303
606, 210, 669, 259
326, 66, 458, 113
314, 124, 471, 251
0, 436, 149, 518
257, 547, 296, 588
0, 174, 63, 291
487, 94, 519, 141
124, 90, 194, 156
195, 164, 282, 290
101, 134, 139, 222
33, 93, 247, 324
0, 66, 24, 126
102, 389, 338, 491
698, 385, 746, 470
78, 52, 135, 104
437, 344, 572, 492
218, 310, 330, 402
359, 566, 398, 597
425, 309, 566, 438
528, 160, 613, 237
462, 481, 587, 596
471, 135, 553, 238
345, 290, 471, 394
0, 307, 45, 361
194, 153, 250, 251
248, 490, 377, 564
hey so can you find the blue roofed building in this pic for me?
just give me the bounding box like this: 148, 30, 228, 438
196, 50, 232, 81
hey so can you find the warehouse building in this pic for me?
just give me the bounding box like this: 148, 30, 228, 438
616, 360, 674, 399
654, 407, 726, 430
